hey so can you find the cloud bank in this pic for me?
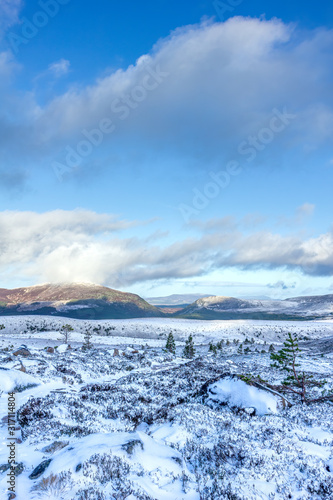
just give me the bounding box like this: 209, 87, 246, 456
1, 210, 332, 287
1, 17, 333, 183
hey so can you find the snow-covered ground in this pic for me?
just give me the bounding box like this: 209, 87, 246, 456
0, 317, 333, 499
1, 315, 333, 349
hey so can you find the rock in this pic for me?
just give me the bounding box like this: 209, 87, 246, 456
14, 463, 24, 476
0, 463, 10, 474
1, 462, 24, 476
41, 441, 68, 454
199, 373, 292, 411
132, 349, 139, 354
113, 348, 119, 356
121, 439, 144, 455
13, 345, 31, 357
46, 347, 54, 354
29, 459, 52, 480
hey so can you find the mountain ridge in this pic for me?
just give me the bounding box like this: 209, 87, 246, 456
0, 283, 162, 319
0, 284, 333, 320
177, 294, 333, 320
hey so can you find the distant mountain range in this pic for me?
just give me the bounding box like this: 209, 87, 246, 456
0, 284, 332, 320
146, 293, 211, 306
146, 293, 273, 306
177, 295, 333, 320
0, 283, 161, 320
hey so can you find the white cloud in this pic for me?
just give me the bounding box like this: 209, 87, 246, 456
0, 0, 22, 36
1, 17, 333, 182
0, 50, 19, 80
277, 203, 315, 227
1, 210, 333, 288
267, 281, 296, 290
296, 203, 315, 219
48, 59, 70, 78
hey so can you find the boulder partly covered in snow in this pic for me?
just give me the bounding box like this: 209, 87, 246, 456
202, 374, 287, 415
13, 344, 31, 357
56, 344, 70, 353
0, 368, 39, 393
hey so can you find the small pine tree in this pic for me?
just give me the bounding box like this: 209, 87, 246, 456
270, 333, 299, 376
244, 346, 251, 355
59, 324, 74, 345
237, 344, 243, 355
209, 343, 217, 354
183, 334, 195, 359
226, 339, 230, 346
165, 332, 176, 354
216, 340, 224, 349
82, 329, 93, 350
0, 324, 5, 331
270, 332, 307, 402
268, 344, 275, 353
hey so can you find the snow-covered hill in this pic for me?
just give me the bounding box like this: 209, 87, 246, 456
179, 294, 333, 320
0, 283, 162, 320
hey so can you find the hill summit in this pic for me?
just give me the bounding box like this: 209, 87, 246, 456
0, 283, 162, 319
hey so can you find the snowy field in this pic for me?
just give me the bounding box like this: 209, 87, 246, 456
0, 316, 333, 499
1, 315, 333, 349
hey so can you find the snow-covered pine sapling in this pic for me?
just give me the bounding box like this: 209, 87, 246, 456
237, 344, 243, 355
59, 324, 74, 345
0, 324, 4, 331
217, 340, 224, 349
165, 332, 176, 354
183, 334, 195, 359
83, 329, 93, 350
268, 344, 275, 353
270, 332, 308, 402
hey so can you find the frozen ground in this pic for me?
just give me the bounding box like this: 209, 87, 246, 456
1, 315, 333, 350
0, 316, 333, 499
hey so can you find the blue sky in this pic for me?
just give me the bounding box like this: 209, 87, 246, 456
0, 0, 332, 299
